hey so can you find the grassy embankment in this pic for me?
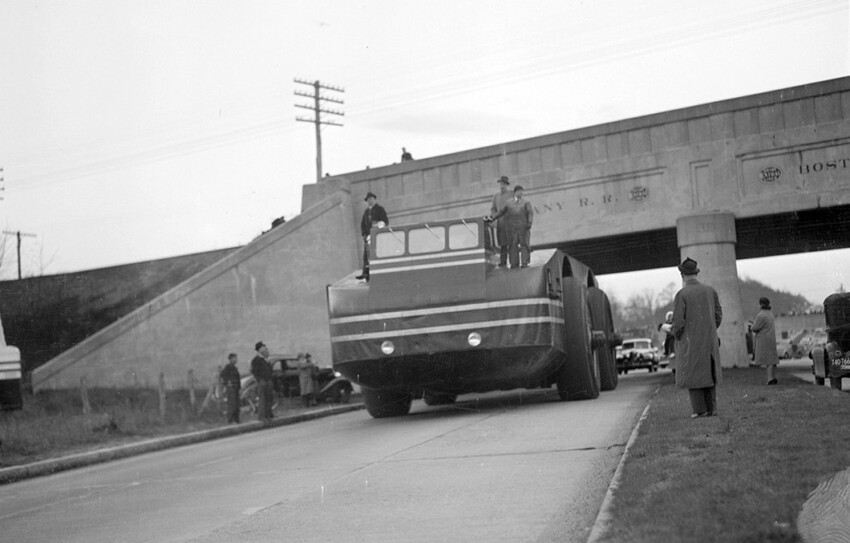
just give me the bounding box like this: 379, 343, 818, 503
600, 365, 850, 543
0, 388, 324, 468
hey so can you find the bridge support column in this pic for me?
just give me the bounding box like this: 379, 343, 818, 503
677, 212, 749, 368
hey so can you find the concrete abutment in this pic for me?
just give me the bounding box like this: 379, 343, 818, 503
677, 212, 749, 368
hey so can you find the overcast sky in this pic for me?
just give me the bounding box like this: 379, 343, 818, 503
1, 0, 848, 304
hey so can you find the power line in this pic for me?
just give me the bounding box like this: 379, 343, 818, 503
294, 79, 345, 183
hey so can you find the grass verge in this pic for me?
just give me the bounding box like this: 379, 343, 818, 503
0, 388, 324, 468
599, 365, 850, 543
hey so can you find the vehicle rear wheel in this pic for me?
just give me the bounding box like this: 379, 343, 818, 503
363, 387, 413, 418
829, 377, 843, 390
326, 382, 353, 404
558, 286, 600, 401
588, 287, 618, 392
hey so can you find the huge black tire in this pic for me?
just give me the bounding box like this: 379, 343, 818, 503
588, 287, 618, 392
558, 282, 600, 401
325, 382, 353, 404
363, 387, 413, 418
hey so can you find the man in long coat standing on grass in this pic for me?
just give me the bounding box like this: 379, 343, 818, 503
671, 257, 723, 418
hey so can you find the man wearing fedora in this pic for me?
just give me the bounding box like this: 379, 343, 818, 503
250, 341, 274, 422
671, 258, 723, 418
490, 176, 513, 267
357, 192, 389, 281
490, 184, 534, 269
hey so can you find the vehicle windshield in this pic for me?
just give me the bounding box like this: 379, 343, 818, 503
626, 340, 652, 350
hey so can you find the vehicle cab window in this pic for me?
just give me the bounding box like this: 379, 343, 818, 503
375, 230, 406, 258
409, 225, 445, 254
448, 222, 479, 250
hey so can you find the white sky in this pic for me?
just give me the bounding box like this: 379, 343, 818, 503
1, 0, 848, 304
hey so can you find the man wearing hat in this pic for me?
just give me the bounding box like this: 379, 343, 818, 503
220, 353, 241, 424
671, 258, 723, 418
357, 192, 389, 281
490, 176, 513, 267
250, 341, 274, 422
490, 184, 534, 269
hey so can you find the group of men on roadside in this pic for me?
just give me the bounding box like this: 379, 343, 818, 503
219, 341, 274, 424
219, 341, 323, 424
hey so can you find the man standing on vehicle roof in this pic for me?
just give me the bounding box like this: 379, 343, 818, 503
490, 176, 513, 268
220, 353, 241, 424
250, 341, 274, 422
490, 184, 533, 269
357, 192, 389, 281
671, 258, 723, 418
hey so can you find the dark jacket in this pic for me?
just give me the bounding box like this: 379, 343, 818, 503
220, 363, 240, 389
492, 197, 533, 230
250, 355, 273, 381
361, 204, 389, 237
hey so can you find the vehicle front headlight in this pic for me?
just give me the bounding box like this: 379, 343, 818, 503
381, 340, 395, 355
467, 332, 482, 347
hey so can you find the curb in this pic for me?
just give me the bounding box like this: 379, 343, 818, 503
0, 403, 364, 486
586, 385, 660, 543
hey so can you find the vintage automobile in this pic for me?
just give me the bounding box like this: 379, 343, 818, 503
616, 338, 660, 374
809, 293, 850, 390
240, 354, 353, 412
327, 216, 621, 418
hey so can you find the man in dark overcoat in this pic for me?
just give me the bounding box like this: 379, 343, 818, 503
250, 341, 274, 422
490, 176, 513, 267
671, 257, 723, 418
220, 353, 241, 423
357, 192, 389, 281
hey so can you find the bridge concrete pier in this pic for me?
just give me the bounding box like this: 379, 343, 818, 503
677, 212, 749, 369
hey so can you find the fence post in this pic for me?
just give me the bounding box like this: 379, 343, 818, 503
158, 372, 167, 423
188, 369, 196, 411
80, 376, 91, 416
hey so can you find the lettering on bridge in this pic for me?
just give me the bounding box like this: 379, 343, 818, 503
532, 187, 648, 215
798, 158, 850, 174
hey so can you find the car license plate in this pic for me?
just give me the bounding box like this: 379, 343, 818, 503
832, 357, 850, 369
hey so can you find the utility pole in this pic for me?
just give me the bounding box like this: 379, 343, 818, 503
2, 230, 37, 280
294, 79, 344, 182
0, 166, 5, 201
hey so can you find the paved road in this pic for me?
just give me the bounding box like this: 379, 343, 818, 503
0, 373, 663, 543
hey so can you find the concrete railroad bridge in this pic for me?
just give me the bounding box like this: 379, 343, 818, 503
33, 76, 850, 391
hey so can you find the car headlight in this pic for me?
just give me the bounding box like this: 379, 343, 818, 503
468, 332, 482, 347
381, 340, 395, 355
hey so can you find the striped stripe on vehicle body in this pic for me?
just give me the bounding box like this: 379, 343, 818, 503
370, 248, 486, 275
329, 298, 564, 343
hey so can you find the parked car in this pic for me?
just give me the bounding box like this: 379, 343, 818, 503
810, 294, 850, 390
240, 354, 353, 412
616, 338, 660, 374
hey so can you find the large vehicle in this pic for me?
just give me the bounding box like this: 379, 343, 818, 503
809, 293, 850, 390
326, 216, 621, 418
0, 311, 22, 410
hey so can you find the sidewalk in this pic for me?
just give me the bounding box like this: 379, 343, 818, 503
0, 403, 363, 486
